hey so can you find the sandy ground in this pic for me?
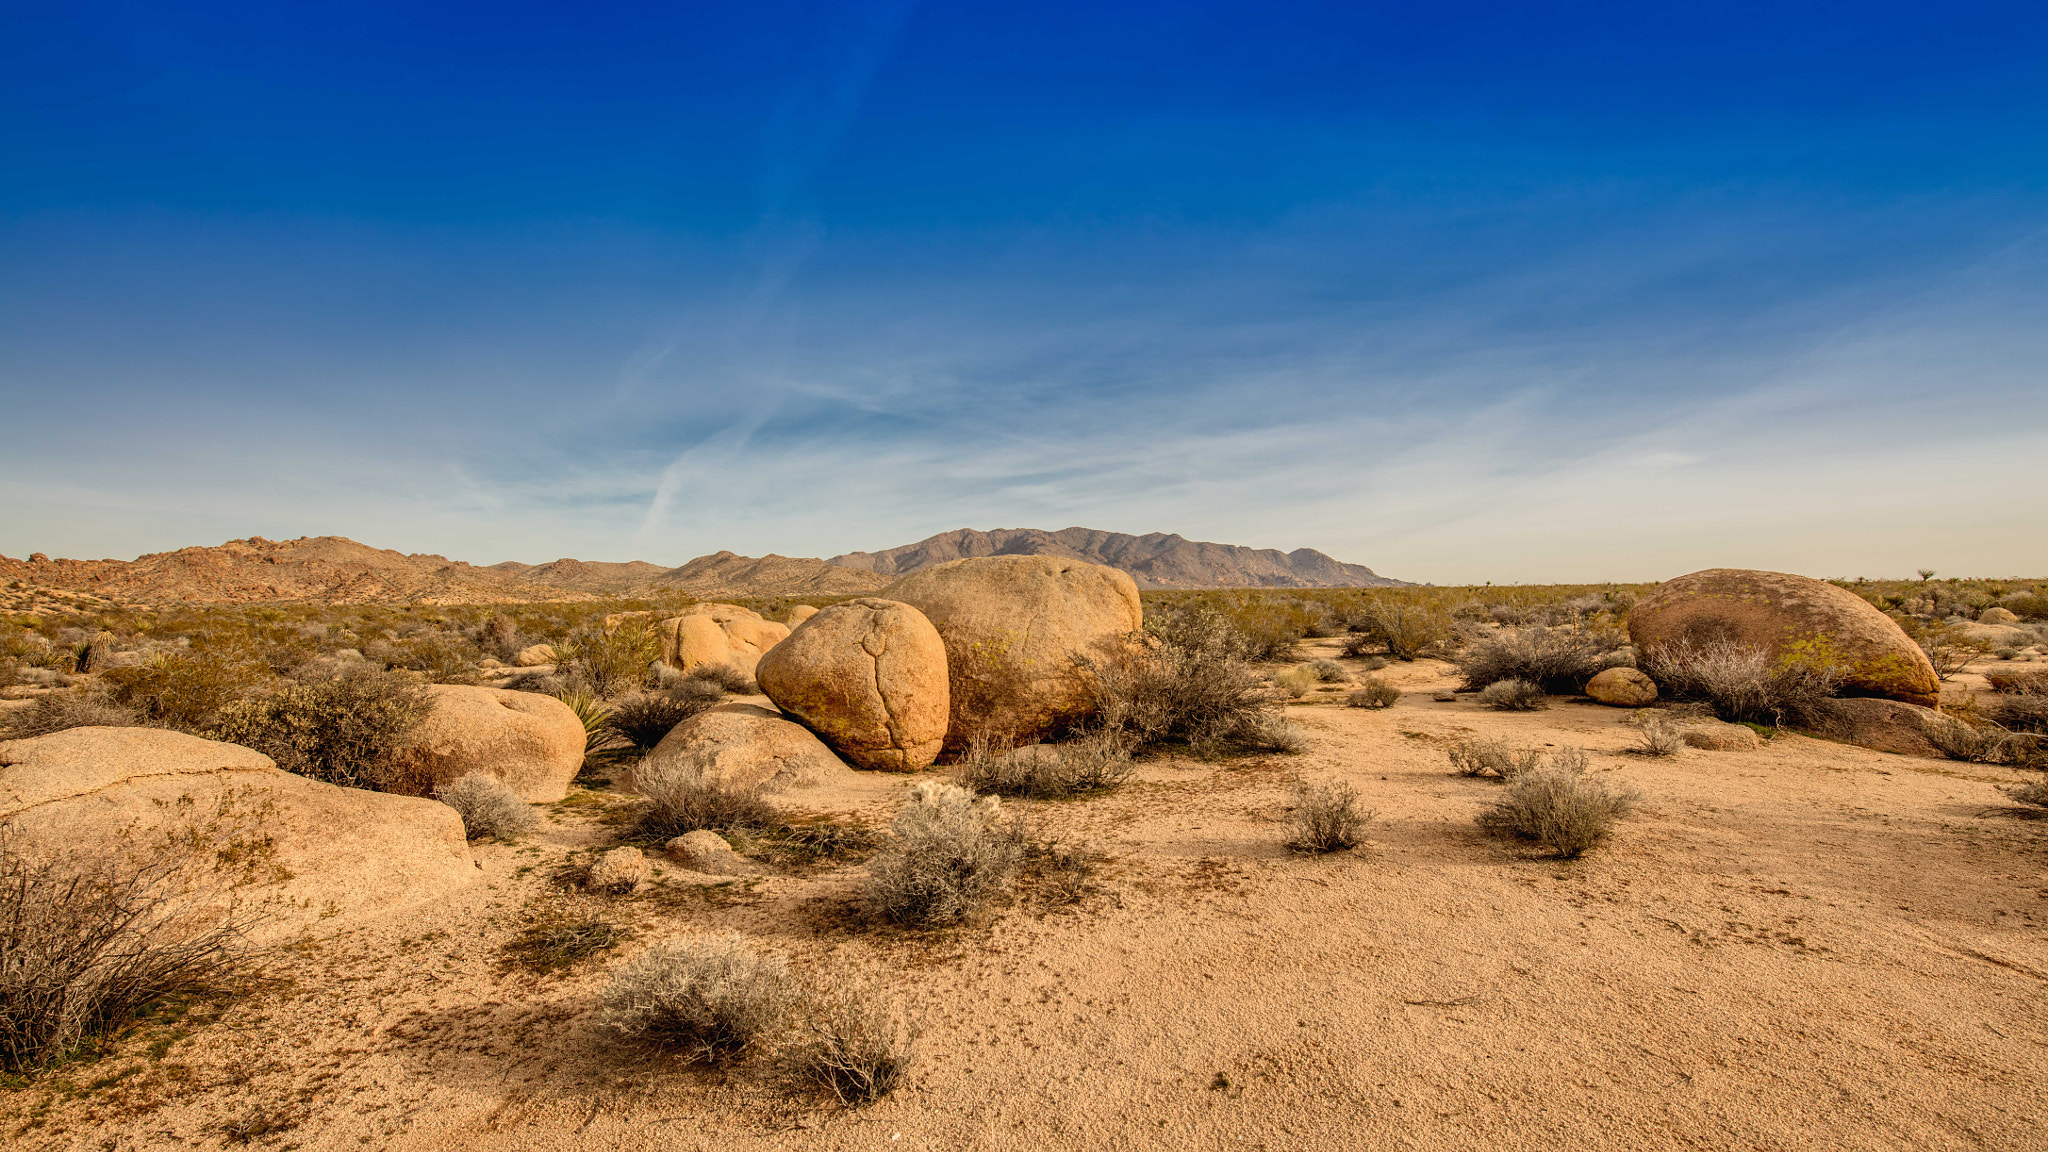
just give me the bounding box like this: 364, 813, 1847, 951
10, 644, 2048, 1151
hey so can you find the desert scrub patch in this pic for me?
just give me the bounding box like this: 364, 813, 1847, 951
1084, 608, 1295, 757
100, 650, 273, 732
596, 933, 797, 1065
1477, 679, 1547, 711
0, 689, 144, 739
1455, 626, 1628, 694
1638, 638, 1842, 727
1346, 678, 1400, 709
212, 670, 430, 790
688, 662, 758, 695
502, 902, 627, 974
737, 818, 884, 874
1286, 781, 1373, 853
957, 732, 1135, 799
604, 681, 724, 751
1446, 736, 1546, 780
792, 982, 922, 1108
1306, 658, 1349, 683
1477, 756, 1640, 859
861, 782, 1025, 929
631, 753, 780, 840
555, 620, 661, 698
1626, 714, 1685, 756
435, 773, 543, 841
1272, 666, 1318, 699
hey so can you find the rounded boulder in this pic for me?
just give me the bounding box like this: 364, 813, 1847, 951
756, 598, 948, 771
0, 727, 477, 940
1585, 667, 1658, 707
1980, 606, 2020, 625
638, 702, 848, 794
513, 643, 557, 667
880, 555, 1143, 749
657, 603, 791, 678
1629, 569, 1939, 707
386, 685, 585, 802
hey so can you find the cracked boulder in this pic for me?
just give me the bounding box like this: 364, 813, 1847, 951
755, 598, 949, 771
0, 726, 478, 939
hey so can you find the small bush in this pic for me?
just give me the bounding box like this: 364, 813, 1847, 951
1447, 736, 1543, 780
1455, 626, 1624, 694
1355, 602, 1454, 661
1986, 669, 2048, 695
0, 690, 143, 739
0, 818, 275, 1073
2002, 774, 2048, 809
1477, 679, 1547, 711
1307, 659, 1349, 683
1085, 614, 1278, 755
1903, 620, 1991, 681
596, 933, 796, 1064
1235, 712, 1309, 753
605, 682, 724, 751
213, 672, 431, 790
1272, 666, 1317, 699
1346, 678, 1400, 709
959, 733, 1135, 799
632, 753, 779, 839
793, 984, 922, 1107
101, 650, 272, 732
861, 782, 1024, 928
502, 906, 626, 973
1638, 638, 1842, 726
1356, 655, 1391, 672
1477, 759, 1640, 858
436, 773, 542, 841
690, 663, 758, 695
1286, 781, 1373, 853
558, 621, 659, 698
1992, 694, 2048, 735
1628, 716, 1684, 756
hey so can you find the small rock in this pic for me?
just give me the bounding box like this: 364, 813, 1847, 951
665, 830, 755, 876
1681, 721, 1763, 751
1432, 692, 1456, 702
514, 643, 557, 667
1585, 667, 1658, 707
587, 847, 649, 894
1980, 606, 2020, 625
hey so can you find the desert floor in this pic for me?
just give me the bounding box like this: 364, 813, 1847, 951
11, 642, 2047, 1151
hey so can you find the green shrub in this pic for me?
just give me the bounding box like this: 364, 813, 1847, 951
604, 682, 724, 751
861, 782, 1024, 929
1272, 666, 1317, 699
101, 651, 273, 732
1355, 602, 1454, 661
213, 672, 430, 790
559, 621, 659, 698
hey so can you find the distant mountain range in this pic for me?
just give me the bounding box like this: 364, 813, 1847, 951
830, 527, 1404, 591
0, 527, 1403, 608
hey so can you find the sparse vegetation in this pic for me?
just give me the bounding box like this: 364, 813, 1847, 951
959, 732, 1136, 799
1085, 608, 1289, 756
100, 650, 272, 732
0, 689, 143, 739
1272, 666, 1317, 698
596, 933, 797, 1064
793, 983, 923, 1107
212, 671, 431, 790
557, 620, 660, 697
1627, 715, 1685, 756
1477, 679, 1547, 710
1307, 658, 1348, 682
1286, 781, 1373, 853
435, 772, 542, 841
1477, 755, 1639, 858
502, 905, 627, 973
861, 782, 1024, 929
1637, 638, 1843, 726
1455, 626, 1627, 694
604, 681, 724, 751
1447, 736, 1544, 780
631, 753, 779, 839
1346, 677, 1400, 709
689, 663, 758, 694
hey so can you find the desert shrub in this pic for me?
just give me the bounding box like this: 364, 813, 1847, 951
1346, 678, 1400, 709
1272, 666, 1317, 699
1477, 679, 1547, 711
689, 663, 758, 695
1900, 620, 1991, 681
1627, 715, 1684, 756
1928, 721, 2047, 769
502, 906, 626, 973
1986, 669, 2048, 695
0, 690, 143, 739
2002, 773, 2048, 809
558, 621, 659, 697
553, 687, 613, 754
1447, 736, 1543, 780
101, 651, 273, 732
959, 733, 1135, 799
1477, 757, 1639, 858
596, 933, 796, 1064
1235, 712, 1309, 753
1286, 781, 1373, 853
1353, 602, 1454, 661
1992, 694, 2048, 735
632, 753, 779, 839
586, 846, 650, 895
364, 629, 483, 685
862, 782, 1024, 928
1086, 612, 1278, 755
1307, 659, 1348, 683
1638, 638, 1842, 726
0, 815, 276, 1073
477, 615, 523, 663
2003, 592, 2048, 621
604, 682, 724, 751
1455, 626, 1624, 694
793, 984, 923, 1107
435, 773, 542, 841
213, 671, 430, 790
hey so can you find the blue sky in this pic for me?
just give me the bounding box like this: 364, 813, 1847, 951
2, 1, 2044, 582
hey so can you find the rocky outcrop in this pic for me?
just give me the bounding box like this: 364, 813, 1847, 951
385, 685, 585, 802
880, 556, 1143, 749
0, 727, 476, 937
513, 643, 557, 667
1980, 607, 2020, 625
1585, 667, 1657, 707
1630, 569, 1939, 707
1808, 698, 1968, 758
664, 830, 755, 875
657, 604, 791, 677
1681, 721, 1764, 751
637, 703, 847, 794
756, 598, 949, 771
832, 527, 1406, 590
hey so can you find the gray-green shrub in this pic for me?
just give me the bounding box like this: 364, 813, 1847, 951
213, 671, 430, 790
1477, 758, 1639, 858
596, 933, 796, 1064
861, 782, 1024, 928
435, 773, 542, 841
1478, 679, 1547, 711
1287, 781, 1373, 853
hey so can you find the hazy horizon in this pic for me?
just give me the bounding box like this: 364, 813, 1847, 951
5, 3, 2045, 584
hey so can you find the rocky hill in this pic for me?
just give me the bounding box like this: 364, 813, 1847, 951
0, 536, 550, 606
641, 552, 889, 597
486, 558, 669, 595
829, 527, 1405, 590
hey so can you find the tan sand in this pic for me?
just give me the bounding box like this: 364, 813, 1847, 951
11, 647, 2047, 1150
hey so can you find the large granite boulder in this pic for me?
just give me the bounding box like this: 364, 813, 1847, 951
756, 598, 949, 771
385, 685, 585, 802
657, 604, 791, 677
880, 556, 1143, 749
0, 727, 477, 938
1630, 569, 1939, 707
637, 703, 847, 794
